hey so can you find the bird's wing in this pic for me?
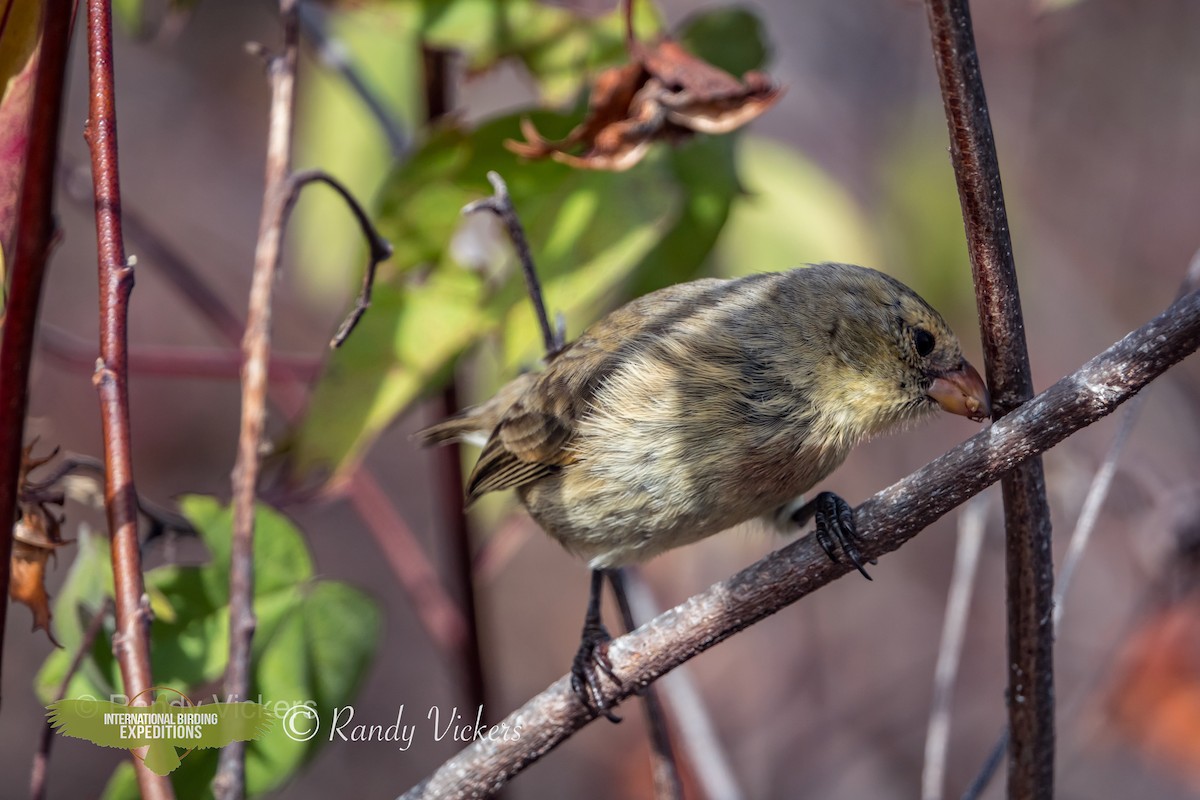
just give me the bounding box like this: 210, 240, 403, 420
194, 703, 277, 748
465, 407, 576, 502
463, 277, 734, 504
46, 700, 152, 748
463, 336, 624, 504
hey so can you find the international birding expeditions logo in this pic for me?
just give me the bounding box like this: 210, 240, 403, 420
45, 687, 276, 776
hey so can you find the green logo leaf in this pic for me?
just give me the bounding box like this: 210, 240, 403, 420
47, 691, 276, 776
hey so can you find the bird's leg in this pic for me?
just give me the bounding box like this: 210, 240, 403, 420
570, 569, 622, 722
791, 491, 875, 580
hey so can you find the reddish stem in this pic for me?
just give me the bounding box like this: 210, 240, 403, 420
923, 2, 1056, 796
84, 0, 174, 796
38, 325, 322, 381
422, 43, 488, 722
0, 0, 72, 712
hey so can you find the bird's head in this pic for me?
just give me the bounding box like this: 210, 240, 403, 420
778, 263, 991, 441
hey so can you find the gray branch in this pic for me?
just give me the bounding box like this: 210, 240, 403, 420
399, 287, 1200, 800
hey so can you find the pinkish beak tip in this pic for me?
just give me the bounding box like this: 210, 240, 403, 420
927, 361, 991, 422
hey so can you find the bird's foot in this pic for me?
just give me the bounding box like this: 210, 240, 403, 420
793, 491, 876, 580
570, 621, 622, 723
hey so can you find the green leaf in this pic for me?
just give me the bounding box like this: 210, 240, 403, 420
628, 133, 741, 296
678, 7, 770, 75
35, 526, 118, 704
86, 498, 381, 797
246, 581, 380, 793
713, 135, 879, 277
288, 267, 495, 485
877, 122, 975, 315
498, 160, 679, 366
414, 0, 662, 104
100, 762, 139, 800
145, 496, 315, 690
619, 5, 773, 295
295, 582, 379, 712
112, 0, 144, 37
102, 745, 217, 800
286, 112, 680, 485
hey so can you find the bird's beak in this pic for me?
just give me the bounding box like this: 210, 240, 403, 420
927, 360, 991, 422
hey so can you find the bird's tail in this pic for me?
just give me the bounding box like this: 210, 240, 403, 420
415, 413, 489, 448
414, 371, 537, 448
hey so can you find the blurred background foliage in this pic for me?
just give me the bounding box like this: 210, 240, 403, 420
6, 0, 1200, 798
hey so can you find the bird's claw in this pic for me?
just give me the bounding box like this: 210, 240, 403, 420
570, 622, 622, 722
799, 491, 875, 580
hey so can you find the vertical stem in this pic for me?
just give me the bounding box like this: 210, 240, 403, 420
84, 0, 175, 797
423, 45, 488, 716
610, 569, 684, 800
30, 600, 113, 800
0, 0, 72, 711
213, 2, 299, 797
923, 2, 1055, 798
435, 382, 487, 706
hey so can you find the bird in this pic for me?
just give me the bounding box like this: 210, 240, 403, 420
419, 262, 991, 718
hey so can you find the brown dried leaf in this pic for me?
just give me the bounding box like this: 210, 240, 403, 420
505, 37, 781, 172
636, 39, 782, 134
10, 511, 66, 646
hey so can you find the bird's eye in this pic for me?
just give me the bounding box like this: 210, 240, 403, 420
913, 328, 936, 357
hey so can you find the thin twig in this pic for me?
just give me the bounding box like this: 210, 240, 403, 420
463, 171, 563, 355
214, 2, 301, 796
297, 0, 409, 158
346, 471, 469, 655
38, 324, 322, 381
30, 599, 114, 800
397, 286, 1200, 799
84, 0, 175, 795
269, 169, 393, 349
958, 399, 1141, 800
955, 253, 1200, 800
431, 386, 488, 704
622, 0, 636, 51
923, 496, 991, 800
621, 570, 745, 800
60, 157, 250, 349
421, 44, 489, 728
19, 452, 193, 541
923, 2, 1056, 796
961, 731, 1009, 800
611, 569, 684, 800
0, 0, 73, 709
1053, 404, 1140, 630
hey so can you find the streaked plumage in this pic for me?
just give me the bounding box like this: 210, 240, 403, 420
420, 263, 989, 567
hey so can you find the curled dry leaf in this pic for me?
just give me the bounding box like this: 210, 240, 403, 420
9, 442, 71, 646
506, 37, 782, 171
10, 510, 67, 646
